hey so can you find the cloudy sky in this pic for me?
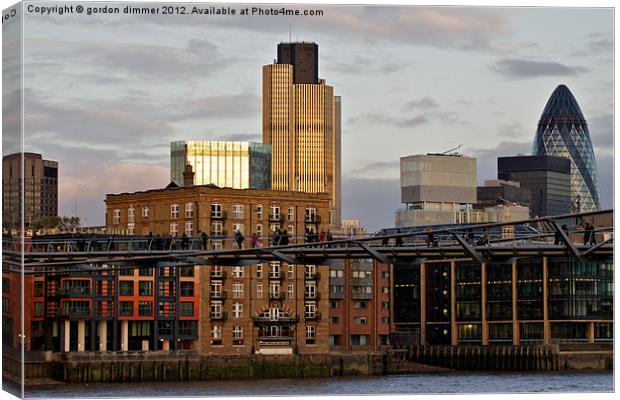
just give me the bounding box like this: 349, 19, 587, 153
2, 2, 614, 231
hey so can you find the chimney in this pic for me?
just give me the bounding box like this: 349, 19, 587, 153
183, 164, 195, 187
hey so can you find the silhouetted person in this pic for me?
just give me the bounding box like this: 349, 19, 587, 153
200, 231, 209, 250
395, 229, 403, 246
281, 230, 289, 246
466, 231, 475, 245
585, 223, 596, 245
477, 229, 489, 246
251, 232, 258, 248
181, 233, 189, 250
234, 230, 245, 249
381, 231, 389, 246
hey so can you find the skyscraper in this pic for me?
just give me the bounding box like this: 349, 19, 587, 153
2, 152, 58, 230
532, 84, 600, 212
263, 42, 341, 227
170, 141, 271, 189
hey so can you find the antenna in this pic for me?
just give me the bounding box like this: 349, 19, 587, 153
441, 144, 462, 155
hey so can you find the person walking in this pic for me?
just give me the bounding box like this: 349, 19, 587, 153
583, 223, 592, 245
586, 223, 596, 245
234, 230, 244, 249
251, 232, 258, 248
281, 230, 289, 246
326, 230, 333, 247
395, 229, 403, 246
181, 233, 189, 250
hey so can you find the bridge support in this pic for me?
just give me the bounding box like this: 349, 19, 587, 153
450, 261, 458, 346
481, 262, 489, 346
543, 257, 550, 345
419, 263, 426, 345
512, 261, 519, 346
121, 320, 129, 351
63, 320, 70, 352
98, 321, 107, 351
77, 320, 85, 352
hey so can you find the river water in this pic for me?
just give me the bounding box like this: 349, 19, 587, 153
22, 372, 613, 397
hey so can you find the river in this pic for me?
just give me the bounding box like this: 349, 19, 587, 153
20, 372, 613, 397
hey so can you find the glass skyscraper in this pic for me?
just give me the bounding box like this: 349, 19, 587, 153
532, 84, 600, 212
170, 141, 271, 189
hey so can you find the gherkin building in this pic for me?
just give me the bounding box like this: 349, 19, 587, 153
533, 84, 600, 212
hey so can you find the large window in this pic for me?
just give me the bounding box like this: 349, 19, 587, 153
120, 301, 133, 316
232, 303, 243, 318
171, 204, 179, 219
211, 203, 222, 218
119, 281, 134, 296
113, 209, 121, 224
305, 326, 316, 344
185, 202, 194, 218
232, 204, 244, 219
138, 281, 152, 296
256, 204, 263, 220
138, 301, 152, 316
456, 263, 481, 321
180, 302, 194, 317
269, 205, 280, 220
180, 282, 194, 297
232, 283, 243, 298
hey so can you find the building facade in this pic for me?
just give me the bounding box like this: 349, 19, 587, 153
391, 257, 613, 346
2, 152, 58, 230
498, 155, 571, 218
476, 180, 532, 210
105, 184, 332, 355
532, 84, 600, 212
170, 141, 271, 189
262, 42, 342, 227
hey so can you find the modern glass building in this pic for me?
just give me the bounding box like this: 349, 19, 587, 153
532, 84, 600, 212
170, 141, 271, 189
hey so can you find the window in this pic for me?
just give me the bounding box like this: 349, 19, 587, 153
2, 277, 10, 294
120, 301, 133, 316
288, 265, 294, 279
256, 224, 263, 238
185, 221, 193, 236
180, 302, 194, 316
211, 221, 223, 236
232, 303, 243, 318
139, 268, 153, 276
305, 207, 317, 221
381, 302, 390, 310
128, 207, 135, 223
120, 281, 134, 296
34, 281, 43, 297
232, 223, 244, 235
305, 282, 317, 299
330, 285, 344, 294
120, 268, 134, 276
305, 301, 317, 319
232, 283, 243, 298
232, 266, 244, 278
269, 262, 280, 279
138, 301, 152, 316
142, 207, 149, 218
180, 266, 194, 277
329, 300, 340, 309
288, 225, 294, 237
269, 205, 280, 220
211, 325, 222, 339
352, 270, 372, 279
287, 206, 294, 220
305, 326, 316, 345
330, 316, 339, 324
139, 281, 152, 296
232, 204, 243, 219
185, 202, 194, 218
350, 335, 367, 346
113, 209, 121, 224
352, 286, 372, 294
180, 282, 194, 297
171, 204, 180, 219
211, 203, 222, 218
288, 283, 294, 298
354, 301, 367, 309
330, 270, 344, 278
305, 265, 316, 279
34, 302, 43, 317
381, 317, 390, 324
269, 281, 280, 298
210, 301, 223, 317
381, 271, 390, 279
381, 286, 390, 294
233, 325, 243, 339
170, 223, 178, 237
256, 264, 263, 278
256, 204, 263, 220
354, 317, 367, 325
256, 282, 263, 299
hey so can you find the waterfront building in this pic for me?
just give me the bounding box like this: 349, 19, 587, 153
476, 180, 531, 210
105, 178, 331, 355
170, 140, 271, 189
2, 152, 58, 230
498, 155, 571, 218
532, 84, 600, 212
262, 42, 342, 227
391, 256, 613, 346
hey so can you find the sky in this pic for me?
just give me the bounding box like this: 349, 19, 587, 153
2, 2, 614, 232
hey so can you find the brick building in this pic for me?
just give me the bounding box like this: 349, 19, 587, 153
105, 181, 332, 355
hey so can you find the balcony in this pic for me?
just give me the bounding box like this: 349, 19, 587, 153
268, 292, 285, 301
268, 214, 285, 223
210, 291, 227, 300
211, 211, 227, 220
304, 272, 321, 281
304, 292, 320, 300
59, 287, 91, 297
61, 308, 91, 318
305, 312, 321, 321
257, 336, 293, 346
268, 274, 285, 281
210, 312, 227, 321
210, 271, 227, 280
305, 215, 321, 224
252, 315, 299, 325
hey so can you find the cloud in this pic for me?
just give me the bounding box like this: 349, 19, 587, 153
341, 176, 401, 232
596, 152, 613, 210
215, 133, 261, 142
570, 32, 613, 57
498, 122, 527, 139
398, 116, 429, 128
403, 96, 440, 111
170, 93, 260, 121
492, 59, 589, 78
347, 112, 429, 129
587, 113, 613, 150
456, 99, 474, 106
349, 161, 399, 175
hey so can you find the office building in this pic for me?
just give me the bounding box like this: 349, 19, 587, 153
2, 152, 58, 230
170, 141, 271, 189
532, 84, 600, 212
262, 42, 341, 227
395, 153, 477, 227
498, 155, 571, 218
476, 180, 532, 210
